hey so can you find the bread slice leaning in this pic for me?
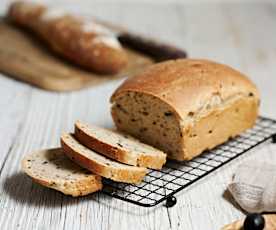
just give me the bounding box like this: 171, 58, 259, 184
74, 121, 166, 169
61, 134, 147, 184
22, 148, 102, 197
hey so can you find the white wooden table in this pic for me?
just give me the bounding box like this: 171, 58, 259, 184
0, 1, 275, 229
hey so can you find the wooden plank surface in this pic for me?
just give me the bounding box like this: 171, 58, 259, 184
0, 1, 276, 230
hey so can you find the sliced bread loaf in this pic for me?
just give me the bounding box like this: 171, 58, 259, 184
61, 133, 147, 184
74, 121, 166, 169
111, 59, 259, 161
22, 148, 102, 197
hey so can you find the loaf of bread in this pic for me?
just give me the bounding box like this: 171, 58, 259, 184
61, 133, 147, 184
111, 59, 260, 161
74, 121, 166, 169
22, 148, 102, 196
8, 1, 127, 74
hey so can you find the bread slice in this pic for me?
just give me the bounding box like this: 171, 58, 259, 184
61, 134, 147, 184
74, 121, 166, 169
22, 148, 102, 197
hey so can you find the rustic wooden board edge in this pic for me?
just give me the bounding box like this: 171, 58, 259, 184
0, 18, 155, 92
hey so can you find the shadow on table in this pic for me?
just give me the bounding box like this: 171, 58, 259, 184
222, 189, 246, 214
3, 172, 99, 208
3, 172, 163, 215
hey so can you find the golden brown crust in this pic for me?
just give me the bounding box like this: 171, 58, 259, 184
8, 1, 45, 24
74, 122, 166, 169
111, 59, 260, 119
31, 175, 102, 197
8, 1, 127, 74
61, 134, 147, 184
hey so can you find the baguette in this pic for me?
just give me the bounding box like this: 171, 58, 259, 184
8, 1, 127, 74
74, 121, 166, 169
22, 148, 102, 197
61, 133, 147, 184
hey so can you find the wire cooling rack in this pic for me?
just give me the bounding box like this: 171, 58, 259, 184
102, 117, 276, 207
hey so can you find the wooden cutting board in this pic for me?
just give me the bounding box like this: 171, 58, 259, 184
221, 215, 276, 230
0, 19, 153, 91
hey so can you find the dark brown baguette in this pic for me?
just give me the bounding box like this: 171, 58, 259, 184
7, 1, 128, 74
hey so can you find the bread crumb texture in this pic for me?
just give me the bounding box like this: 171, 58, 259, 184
22, 148, 102, 196
74, 121, 166, 169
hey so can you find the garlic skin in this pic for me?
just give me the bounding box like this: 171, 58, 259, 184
228, 160, 276, 213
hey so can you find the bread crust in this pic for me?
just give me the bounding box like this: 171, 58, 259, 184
74, 121, 166, 169
181, 96, 259, 160
61, 134, 147, 184
111, 59, 260, 160
21, 148, 102, 197
111, 59, 259, 119
31, 175, 102, 197
8, 1, 127, 74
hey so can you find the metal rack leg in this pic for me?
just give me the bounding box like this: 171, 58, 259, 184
165, 196, 177, 208
272, 134, 276, 143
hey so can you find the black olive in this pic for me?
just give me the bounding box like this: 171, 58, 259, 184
164, 111, 173, 116
243, 213, 265, 230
